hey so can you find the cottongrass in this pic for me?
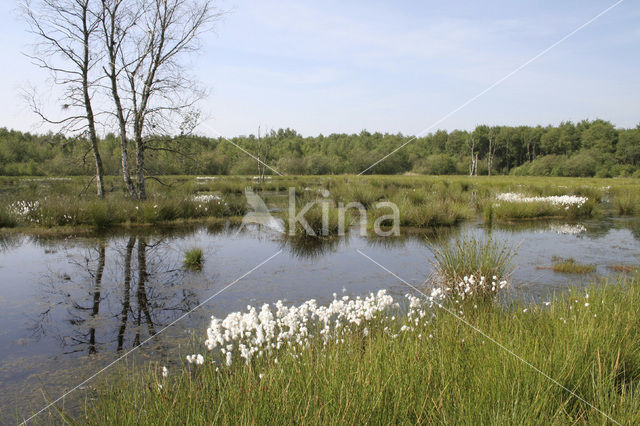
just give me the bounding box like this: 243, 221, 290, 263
492, 192, 594, 220
193, 194, 223, 203
430, 236, 514, 297
85, 276, 640, 425
496, 192, 588, 208
202, 290, 406, 368
200, 273, 506, 370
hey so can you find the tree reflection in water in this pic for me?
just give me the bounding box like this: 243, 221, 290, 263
32, 235, 201, 356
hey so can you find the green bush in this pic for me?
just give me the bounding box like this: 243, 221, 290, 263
562, 152, 598, 177
413, 154, 457, 175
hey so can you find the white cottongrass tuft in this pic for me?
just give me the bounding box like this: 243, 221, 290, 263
186, 354, 204, 365
162, 366, 169, 377
204, 290, 397, 367
452, 275, 508, 299
496, 192, 587, 208
193, 277, 506, 369
193, 194, 222, 203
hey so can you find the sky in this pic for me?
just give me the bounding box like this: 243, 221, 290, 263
0, 0, 638, 137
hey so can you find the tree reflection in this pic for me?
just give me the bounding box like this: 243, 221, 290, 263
32, 234, 201, 356
116, 237, 135, 351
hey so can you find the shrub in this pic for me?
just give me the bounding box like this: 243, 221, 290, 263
413, 154, 457, 175
562, 152, 598, 177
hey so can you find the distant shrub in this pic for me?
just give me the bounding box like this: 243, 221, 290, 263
562, 152, 598, 177
413, 154, 457, 175
529, 155, 566, 176
276, 157, 307, 175
305, 154, 332, 175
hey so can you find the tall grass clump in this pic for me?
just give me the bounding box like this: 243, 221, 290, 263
184, 248, 204, 270
614, 192, 637, 215
430, 236, 514, 295
84, 201, 115, 229
0, 206, 17, 228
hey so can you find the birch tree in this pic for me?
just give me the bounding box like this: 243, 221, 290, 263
108, 0, 218, 199
23, 0, 106, 198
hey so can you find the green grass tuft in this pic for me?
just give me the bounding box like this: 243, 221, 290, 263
548, 257, 596, 274
430, 236, 515, 293
184, 248, 204, 270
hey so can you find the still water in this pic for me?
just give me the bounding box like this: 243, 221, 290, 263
1, 217, 639, 421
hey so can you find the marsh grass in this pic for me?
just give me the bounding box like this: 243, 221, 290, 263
614, 192, 638, 215
184, 248, 204, 270
0, 175, 633, 230
283, 203, 347, 237
0, 207, 17, 228
541, 257, 596, 274
81, 277, 640, 425
430, 236, 514, 293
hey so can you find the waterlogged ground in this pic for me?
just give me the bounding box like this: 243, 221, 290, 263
1, 217, 640, 422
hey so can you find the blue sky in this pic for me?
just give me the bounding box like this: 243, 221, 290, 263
1, 0, 638, 137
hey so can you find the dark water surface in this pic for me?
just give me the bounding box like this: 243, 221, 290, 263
1, 217, 639, 422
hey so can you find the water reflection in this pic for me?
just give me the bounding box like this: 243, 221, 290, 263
366, 226, 461, 249
30, 235, 201, 356
280, 235, 344, 258
0, 233, 20, 252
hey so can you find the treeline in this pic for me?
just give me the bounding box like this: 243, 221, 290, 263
2, 119, 639, 178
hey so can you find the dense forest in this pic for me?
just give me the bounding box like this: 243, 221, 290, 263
1, 119, 639, 178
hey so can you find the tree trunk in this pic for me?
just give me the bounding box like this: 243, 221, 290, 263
89, 131, 105, 198
469, 136, 475, 176
110, 73, 137, 198
136, 136, 146, 200
82, 6, 104, 199
103, 2, 137, 199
